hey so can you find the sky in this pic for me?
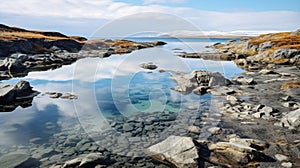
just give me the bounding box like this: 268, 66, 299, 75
1, 0, 300, 37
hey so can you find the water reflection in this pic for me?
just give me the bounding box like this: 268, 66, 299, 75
0, 38, 244, 166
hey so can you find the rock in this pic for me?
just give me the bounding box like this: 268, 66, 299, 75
253, 104, 264, 112
60, 93, 78, 99
258, 69, 277, 75
226, 95, 240, 105
0, 80, 38, 111
272, 48, 300, 59
123, 123, 134, 132
62, 153, 113, 168
252, 112, 265, 118
236, 77, 255, 85
207, 127, 221, 134
281, 162, 293, 168
229, 138, 268, 150
258, 41, 274, 53
145, 136, 199, 168
275, 154, 289, 162
46, 92, 77, 99
0, 152, 39, 168
192, 86, 208, 95
280, 108, 300, 129
208, 142, 259, 166
139, 63, 158, 70
152, 41, 167, 46
281, 96, 292, 101
188, 125, 200, 133
261, 106, 274, 114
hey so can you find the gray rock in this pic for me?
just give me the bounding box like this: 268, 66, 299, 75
261, 106, 274, 114
207, 127, 221, 134
0, 152, 39, 168
252, 112, 265, 118
226, 95, 240, 105
272, 48, 300, 59
229, 138, 268, 150
145, 136, 199, 168
188, 125, 200, 133
281, 162, 293, 168
236, 77, 255, 85
60, 93, 78, 99
139, 63, 158, 70
123, 123, 134, 132
258, 41, 274, 53
192, 86, 208, 95
280, 108, 300, 129
258, 69, 277, 75
275, 154, 289, 162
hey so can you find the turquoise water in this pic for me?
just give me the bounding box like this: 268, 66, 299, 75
0, 38, 244, 164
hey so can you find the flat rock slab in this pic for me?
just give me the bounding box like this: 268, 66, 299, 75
145, 135, 199, 168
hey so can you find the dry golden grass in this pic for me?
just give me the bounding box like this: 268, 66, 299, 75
281, 81, 300, 90
0, 31, 68, 41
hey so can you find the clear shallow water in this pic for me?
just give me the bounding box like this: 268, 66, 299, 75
0, 38, 244, 165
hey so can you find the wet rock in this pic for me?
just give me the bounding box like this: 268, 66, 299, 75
192, 86, 208, 95
46, 92, 78, 99
139, 63, 158, 70
280, 108, 300, 129
0, 152, 39, 168
145, 136, 199, 168
62, 153, 114, 168
0, 80, 39, 111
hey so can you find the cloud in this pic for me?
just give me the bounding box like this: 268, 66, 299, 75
143, 0, 187, 5
0, 0, 299, 35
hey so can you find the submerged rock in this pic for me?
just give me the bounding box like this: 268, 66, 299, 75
145, 136, 199, 168
0, 152, 39, 168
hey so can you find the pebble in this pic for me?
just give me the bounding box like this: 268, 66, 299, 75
207, 127, 221, 134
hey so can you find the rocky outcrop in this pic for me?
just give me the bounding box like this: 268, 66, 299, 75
46, 92, 78, 99
170, 70, 231, 95
0, 24, 85, 57
0, 80, 39, 112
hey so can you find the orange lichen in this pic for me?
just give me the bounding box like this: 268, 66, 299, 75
280, 81, 300, 90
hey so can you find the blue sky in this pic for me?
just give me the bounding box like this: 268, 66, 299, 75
1, 0, 299, 37
118, 0, 300, 11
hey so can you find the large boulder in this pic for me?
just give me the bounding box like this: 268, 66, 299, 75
145, 136, 199, 168
0, 80, 39, 111
171, 70, 230, 95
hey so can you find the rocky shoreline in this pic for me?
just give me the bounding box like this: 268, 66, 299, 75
0, 25, 299, 168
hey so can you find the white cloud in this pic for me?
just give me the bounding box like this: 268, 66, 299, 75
143, 0, 187, 5
0, 0, 299, 34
